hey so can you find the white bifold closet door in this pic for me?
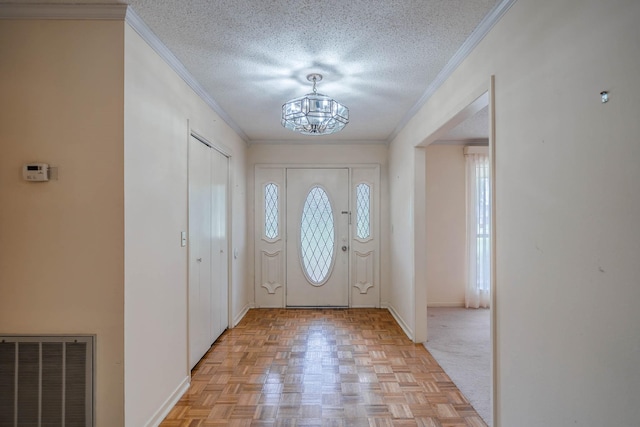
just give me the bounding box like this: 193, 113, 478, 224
188, 135, 229, 370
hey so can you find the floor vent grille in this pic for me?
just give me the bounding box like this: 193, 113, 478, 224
0, 335, 94, 427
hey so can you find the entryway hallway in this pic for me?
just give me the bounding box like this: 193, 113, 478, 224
160, 309, 487, 426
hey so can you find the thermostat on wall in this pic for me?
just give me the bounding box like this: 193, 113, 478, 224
23, 163, 49, 181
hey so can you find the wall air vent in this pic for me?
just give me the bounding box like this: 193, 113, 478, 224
0, 335, 94, 427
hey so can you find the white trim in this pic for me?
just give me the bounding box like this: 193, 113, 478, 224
382, 303, 414, 341
233, 303, 252, 327
0, 3, 127, 20
255, 163, 381, 170
248, 139, 388, 146
144, 376, 190, 427
387, 0, 518, 143
489, 74, 499, 427
413, 147, 428, 343
125, 8, 248, 143
464, 146, 489, 156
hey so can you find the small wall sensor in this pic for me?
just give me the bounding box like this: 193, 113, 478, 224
23, 163, 49, 181
600, 91, 609, 103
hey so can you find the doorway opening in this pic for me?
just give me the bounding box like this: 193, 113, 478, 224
415, 79, 496, 426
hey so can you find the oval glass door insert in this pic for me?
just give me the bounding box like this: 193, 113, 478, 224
300, 186, 335, 285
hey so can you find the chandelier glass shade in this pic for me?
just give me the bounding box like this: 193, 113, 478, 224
281, 74, 349, 136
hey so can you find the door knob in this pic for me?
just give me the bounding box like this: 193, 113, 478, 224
196, 258, 202, 262
341, 245, 348, 252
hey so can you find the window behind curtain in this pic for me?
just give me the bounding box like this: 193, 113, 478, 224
465, 149, 491, 308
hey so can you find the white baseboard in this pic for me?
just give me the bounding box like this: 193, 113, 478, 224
233, 302, 253, 327
382, 303, 414, 341
145, 376, 190, 427
427, 302, 465, 308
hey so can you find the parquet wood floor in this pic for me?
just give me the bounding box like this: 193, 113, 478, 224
160, 308, 487, 427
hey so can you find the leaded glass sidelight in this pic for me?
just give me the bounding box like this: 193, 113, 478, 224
356, 183, 371, 239
264, 183, 278, 239
300, 186, 335, 284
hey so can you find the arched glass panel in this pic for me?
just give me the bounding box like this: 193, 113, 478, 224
356, 183, 371, 239
264, 183, 278, 239
300, 186, 335, 284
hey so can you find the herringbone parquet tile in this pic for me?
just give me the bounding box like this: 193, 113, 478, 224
160, 308, 487, 427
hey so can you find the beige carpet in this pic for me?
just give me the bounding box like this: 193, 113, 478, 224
425, 307, 492, 426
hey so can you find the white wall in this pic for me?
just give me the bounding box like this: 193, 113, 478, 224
0, 20, 125, 427
0, 17, 250, 427
124, 24, 248, 427
390, 0, 640, 425
425, 145, 466, 307
247, 143, 390, 305
388, 143, 420, 338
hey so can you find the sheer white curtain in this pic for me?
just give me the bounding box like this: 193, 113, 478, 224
465, 148, 491, 308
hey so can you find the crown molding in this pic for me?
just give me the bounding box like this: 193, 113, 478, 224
248, 138, 389, 148
2, 2, 516, 147
386, 0, 518, 144
0, 3, 249, 144
0, 3, 127, 20
124, 7, 249, 143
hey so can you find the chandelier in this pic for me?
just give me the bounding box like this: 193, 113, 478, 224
281, 73, 349, 136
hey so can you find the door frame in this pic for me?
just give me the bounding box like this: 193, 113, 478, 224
187, 128, 232, 372
254, 163, 381, 309
414, 76, 497, 424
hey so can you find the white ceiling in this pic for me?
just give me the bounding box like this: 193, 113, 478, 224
436, 106, 489, 144
5, 0, 503, 143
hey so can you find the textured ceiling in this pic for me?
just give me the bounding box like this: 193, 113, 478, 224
437, 106, 489, 143
5, 0, 501, 143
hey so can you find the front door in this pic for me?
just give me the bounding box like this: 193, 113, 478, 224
286, 168, 349, 306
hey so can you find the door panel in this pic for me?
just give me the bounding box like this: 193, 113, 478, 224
286, 168, 349, 306
211, 148, 229, 338
188, 136, 229, 370
188, 137, 213, 369
254, 168, 286, 308
350, 166, 380, 307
